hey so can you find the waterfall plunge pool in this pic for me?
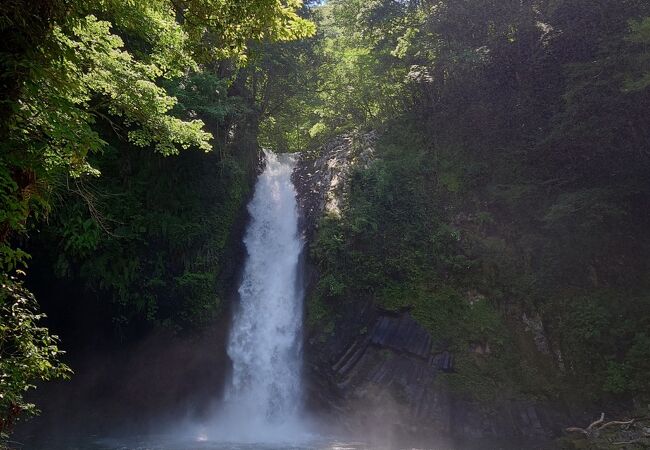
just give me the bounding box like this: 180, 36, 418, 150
26, 435, 377, 450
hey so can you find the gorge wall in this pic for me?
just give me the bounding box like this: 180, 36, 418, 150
293, 133, 572, 447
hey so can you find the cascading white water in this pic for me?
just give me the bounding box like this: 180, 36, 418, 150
213, 151, 306, 442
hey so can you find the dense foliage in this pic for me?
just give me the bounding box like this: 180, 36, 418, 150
265, 0, 650, 411
0, 0, 314, 438
2, 0, 650, 444
0, 275, 71, 439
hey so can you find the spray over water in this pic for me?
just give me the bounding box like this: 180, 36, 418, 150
209, 151, 307, 443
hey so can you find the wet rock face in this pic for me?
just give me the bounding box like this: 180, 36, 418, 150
293, 133, 563, 445
320, 310, 560, 442
292, 131, 376, 240
331, 312, 453, 438
370, 314, 433, 358
522, 312, 551, 355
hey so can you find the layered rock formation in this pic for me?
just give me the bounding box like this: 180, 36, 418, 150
293, 132, 567, 447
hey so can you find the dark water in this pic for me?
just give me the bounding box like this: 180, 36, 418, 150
16, 435, 559, 450
14, 435, 550, 450
20, 436, 382, 450
22, 430, 536, 450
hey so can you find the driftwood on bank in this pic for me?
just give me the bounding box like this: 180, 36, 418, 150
566, 413, 650, 446
566, 412, 636, 436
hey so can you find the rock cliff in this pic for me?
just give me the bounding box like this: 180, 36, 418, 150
293, 132, 568, 448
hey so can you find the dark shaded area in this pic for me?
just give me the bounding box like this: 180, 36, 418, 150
13, 133, 259, 447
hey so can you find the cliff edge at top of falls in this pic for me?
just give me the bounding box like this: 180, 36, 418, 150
291, 132, 573, 448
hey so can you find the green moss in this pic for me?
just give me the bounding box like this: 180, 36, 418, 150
306, 292, 336, 340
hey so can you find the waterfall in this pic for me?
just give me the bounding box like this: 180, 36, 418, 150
214, 151, 306, 442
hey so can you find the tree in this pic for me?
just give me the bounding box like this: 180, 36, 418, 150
0, 0, 314, 437
0, 0, 315, 269
0, 275, 71, 439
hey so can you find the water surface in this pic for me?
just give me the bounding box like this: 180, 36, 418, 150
26, 436, 375, 450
